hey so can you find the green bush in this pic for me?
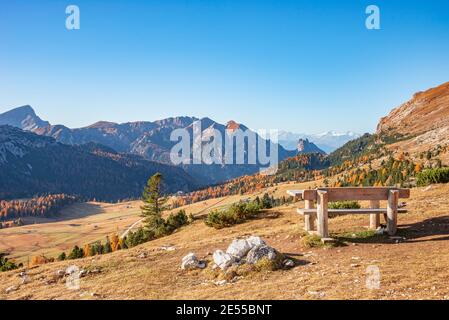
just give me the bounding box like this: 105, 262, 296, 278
417, 167, 449, 186
165, 209, 188, 232
329, 201, 361, 209
205, 200, 261, 229
0, 253, 19, 272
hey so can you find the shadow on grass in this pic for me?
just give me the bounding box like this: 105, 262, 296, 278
331, 215, 449, 244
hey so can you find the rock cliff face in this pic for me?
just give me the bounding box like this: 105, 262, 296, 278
296, 138, 326, 154
375, 81, 449, 164
377, 81, 449, 137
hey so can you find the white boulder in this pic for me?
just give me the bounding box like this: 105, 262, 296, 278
246, 236, 266, 248
226, 239, 252, 259
213, 250, 235, 270
181, 253, 205, 270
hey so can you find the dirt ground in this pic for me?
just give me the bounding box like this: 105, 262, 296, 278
1, 183, 448, 300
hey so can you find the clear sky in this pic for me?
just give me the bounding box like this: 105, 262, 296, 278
1, 0, 448, 134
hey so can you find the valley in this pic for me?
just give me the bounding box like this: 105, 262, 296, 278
1, 182, 448, 300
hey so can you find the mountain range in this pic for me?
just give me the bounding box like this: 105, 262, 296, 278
0, 106, 304, 196
0, 125, 198, 201
277, 130, 361, 153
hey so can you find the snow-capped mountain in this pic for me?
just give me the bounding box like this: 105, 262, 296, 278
277, 130, 361, 153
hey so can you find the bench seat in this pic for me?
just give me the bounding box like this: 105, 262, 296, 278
297, 208, 407, 215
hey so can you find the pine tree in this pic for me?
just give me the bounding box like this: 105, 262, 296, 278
141, 173, 168, 237
103, 236, 112, 254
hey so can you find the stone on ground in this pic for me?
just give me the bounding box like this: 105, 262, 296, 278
181, 253, 205, 270
226, 239, 252, 259
213, 250, 235, 270
246, 245, 278, 264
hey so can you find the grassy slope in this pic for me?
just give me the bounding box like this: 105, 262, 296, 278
1, 182, 449, 300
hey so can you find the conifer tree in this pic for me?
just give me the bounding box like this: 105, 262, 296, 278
141, 173, 168, 237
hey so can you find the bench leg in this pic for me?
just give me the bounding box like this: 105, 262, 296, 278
304, 200, 315, 232
317, 190, 329, 238
369, 200, 380, 229
387, 190, 399, 235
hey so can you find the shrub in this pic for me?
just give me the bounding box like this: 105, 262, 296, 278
301, 234, 323, 248
204, 200, 261, 229
67, 245, 84, 260
329, 201, 361, 209
0, 253, 19, 272
29, 255, 53, 267
165, 209, 189, 232
417, 167, 449, 186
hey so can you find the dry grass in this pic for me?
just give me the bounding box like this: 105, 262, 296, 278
1, 182, 449, 300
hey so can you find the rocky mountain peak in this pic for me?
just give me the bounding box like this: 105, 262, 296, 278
0, 105, 49, 131
297, 138, 326, 154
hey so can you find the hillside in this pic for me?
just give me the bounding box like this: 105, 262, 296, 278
377, 81, 449, 137
0, 126, 198, 201
377, 81, 449, 164
1, 181, 449, 300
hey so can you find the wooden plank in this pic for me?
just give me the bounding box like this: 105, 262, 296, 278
287, 189, 317, 201
319, 187, 410, 201
304, 200, 315, 232
387, 190, 399, 235
316, 190, 329, 238
369, 200, 380, 229
287, 190, 303, 200
297, 208, 407, 215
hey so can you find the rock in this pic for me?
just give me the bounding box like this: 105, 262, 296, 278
21, 276, 31, 284
137, 252, 148, 259
56, 270, 65, 278
226, 239, 252, 259
65, 265, 79, 276
283, 259, 295, 268
214, 280, 228, 286
181, 253, 206, 270
181, 253, 198, 270
246, 236, 266, 248
350, 263, 360, 268
160, 245, 176, 251
308, 291, 325, 298
213, 250, 235, 270
5, 285, 19, 294
376, 227, 386, 235
246, 245, 278, 264
18, 271, 27, 278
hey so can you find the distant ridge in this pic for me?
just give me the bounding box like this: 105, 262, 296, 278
0, 106, 297, 185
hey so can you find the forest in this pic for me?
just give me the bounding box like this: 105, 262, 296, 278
0, 194, 77, 224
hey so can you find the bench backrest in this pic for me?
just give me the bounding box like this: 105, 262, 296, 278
299, 187, 410, 201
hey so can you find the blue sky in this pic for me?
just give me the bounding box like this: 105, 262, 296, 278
1, 0, 448, 133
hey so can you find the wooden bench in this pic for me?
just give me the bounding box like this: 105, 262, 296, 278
287, 187, 410, 237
